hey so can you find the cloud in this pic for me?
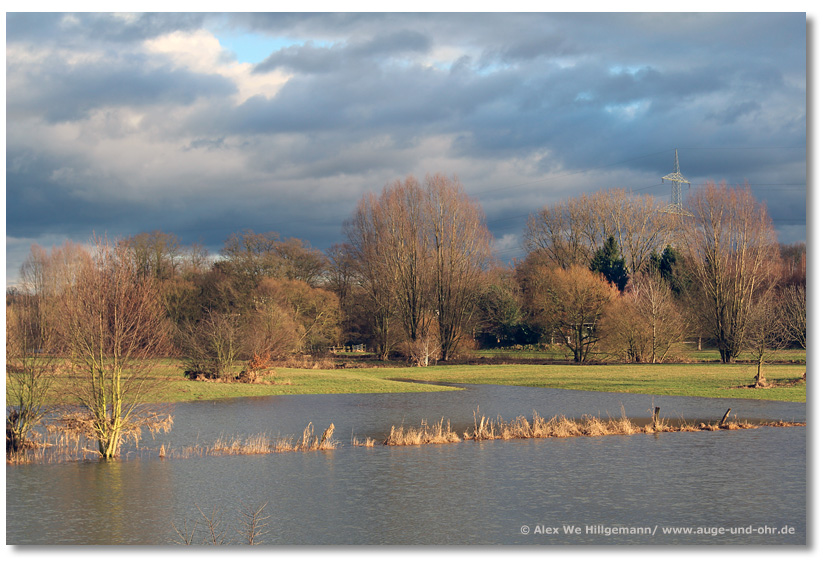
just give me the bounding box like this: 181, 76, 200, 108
5, 12, 806, 285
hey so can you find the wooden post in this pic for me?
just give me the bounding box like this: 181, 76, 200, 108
652, 407, 661, 431
719, 408, 731, 427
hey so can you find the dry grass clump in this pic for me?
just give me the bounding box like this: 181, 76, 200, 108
609, 414, 639, 435
462, 409, 640, 441
383, 418, 461, 446
580, 415, 609, 436
761, 420, 805, 428
6, 430, 103, 464
457, 406, 795, 443
696, 419, 759, 431
169, 423, 337, 459
351, 435, 376, 447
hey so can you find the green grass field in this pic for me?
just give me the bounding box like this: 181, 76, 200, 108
14, 350, 806, 406
474, 346, 807, 365
142, 365, 460, 403
366, 362, 806, 402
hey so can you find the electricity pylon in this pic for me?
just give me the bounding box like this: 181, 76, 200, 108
661, 148, 692, 216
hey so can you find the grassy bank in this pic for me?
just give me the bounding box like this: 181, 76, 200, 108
146, 368, 461, 402
17, 354, 806, 406
368, 363, 806, 402
28, 359, 460, 406
474, 347, 807, 364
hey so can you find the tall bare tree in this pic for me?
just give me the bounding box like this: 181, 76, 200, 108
524, 188, 675, 274
524, 200, 591, 269
345, 173, 493, 362
121, 230, 182, 280
424, 174, 493, 360
58, 238, 171, 458
347, 176, 431, 355
344, 207, 397, 360
682, 182, 780, 363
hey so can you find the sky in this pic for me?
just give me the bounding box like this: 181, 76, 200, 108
4, 10, 808, 286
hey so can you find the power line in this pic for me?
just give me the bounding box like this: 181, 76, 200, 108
484, 180, 806, 226
468, 146, 805, 199
468, 149, 674, 199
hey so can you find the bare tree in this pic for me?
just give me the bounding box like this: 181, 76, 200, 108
345, 173, 492, 362
682, 182, 780, 363
524, 201, 590, 269
236, 501, 271, 545
7, 243, 89, 455
746, 291, 788, 385
255, 277, 340, 352
274, 237, 328, 286
780, 284, 806, 349
220, 229, 283, 293
524, 188, 675, 274
219, 230, 329, 293
57, 237, 171, 458
602, 271, 686, 363
6, 293, 54, 455
179, 310, 244, 380
121, 230, 182, 280
325, 243, 357, 308
172, 502, 270, 545
528, 265, 618, 363
344, 204, 398, 360
424, 173, 493, 360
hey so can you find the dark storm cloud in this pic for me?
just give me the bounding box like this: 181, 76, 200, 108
6, 12, 207, 44
254, 29, 432, 74
9, 54, 236, 122
5, 12, 807, 283
7, 149, 145, 237
706, 101, 763, 125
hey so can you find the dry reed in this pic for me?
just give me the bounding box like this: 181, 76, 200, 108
351, 435, 376, 447
163, 422, 338, 459
9, 406, 805, 464
461, 409, 643, 441
383, 418, 461, 445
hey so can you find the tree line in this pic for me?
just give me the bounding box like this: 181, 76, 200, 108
6, 174, 806, 457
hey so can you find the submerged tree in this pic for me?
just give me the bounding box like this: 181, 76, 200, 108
6, 292, 55, 455
58, 238, 171, 458
6, 243, 87, 455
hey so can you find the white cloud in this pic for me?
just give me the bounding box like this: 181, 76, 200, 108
143, 29, 291, 103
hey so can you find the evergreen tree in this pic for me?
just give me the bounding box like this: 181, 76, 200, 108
590, 236, 629, 291
650, 245, 685, 295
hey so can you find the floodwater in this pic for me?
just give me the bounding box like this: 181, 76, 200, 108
6, 384, 806, 545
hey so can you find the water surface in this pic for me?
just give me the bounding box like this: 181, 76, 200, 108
6, 385, 806, 545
